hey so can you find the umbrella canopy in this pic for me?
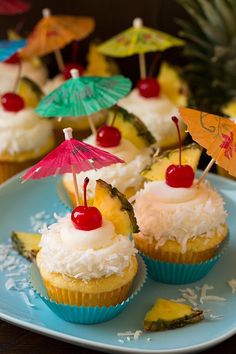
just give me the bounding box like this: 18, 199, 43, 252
35, 73, 131, 117
0, 0, 30, 15
179, 107, 236, 178
0, 39, 26, 62
98, 18, 184, 57
20, 8, 95, 59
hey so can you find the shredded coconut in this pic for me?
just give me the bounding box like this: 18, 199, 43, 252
227, 279, 236, 294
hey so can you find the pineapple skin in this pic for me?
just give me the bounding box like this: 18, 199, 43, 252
16, 77, 43, 108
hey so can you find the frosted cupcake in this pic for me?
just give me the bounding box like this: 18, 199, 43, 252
62, 106, 156, 207
0, 93, 54, 183
36, 179, 139, 307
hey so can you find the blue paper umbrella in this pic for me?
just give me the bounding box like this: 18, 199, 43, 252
0, 39, 26, 62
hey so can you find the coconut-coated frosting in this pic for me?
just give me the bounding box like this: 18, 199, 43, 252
0, 107, 53, 154
0, 61, 48, 94
63, 134, 152, 196
134, 180, 227, 252
39, 214, 137, 281
119, 89, 186, 146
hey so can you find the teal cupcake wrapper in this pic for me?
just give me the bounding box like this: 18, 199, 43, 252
29, 255, 147, 324
141, 235, 229, 285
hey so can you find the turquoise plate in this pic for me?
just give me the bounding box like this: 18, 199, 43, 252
0, 171, 236, 353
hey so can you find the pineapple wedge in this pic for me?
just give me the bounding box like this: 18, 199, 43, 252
11, 231, 41, 261
16, 77, 44, 108
142, 143, 202, 181
93, 179, 139, 236
144, 298, 204, 331
107, 106, 156, 149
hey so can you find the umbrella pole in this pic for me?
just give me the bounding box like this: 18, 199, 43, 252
54, 49, 65, 72
197, 158, 215, 185
87, 115, 97, 135
139, 53, 146, 79
72, 166, 80, 206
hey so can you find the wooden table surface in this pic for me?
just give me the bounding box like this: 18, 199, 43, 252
1, 320, 236, 354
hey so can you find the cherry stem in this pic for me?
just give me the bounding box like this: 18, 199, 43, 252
172, 116, 182, 166
111, 105, 118, 126
83, 177, 89, 208
13, 60, 22, 93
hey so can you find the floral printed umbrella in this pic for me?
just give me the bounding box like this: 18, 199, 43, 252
22, 128, 124, 205
179, 107, 236, 181
98, 17, 184, 79
20, 8, 95, 71
36, 70, 131, 134
0, 39, 26, 61
0, 0, 30, 15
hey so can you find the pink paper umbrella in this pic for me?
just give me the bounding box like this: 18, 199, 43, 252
0, 0, 31, 15
22, 127, 124, 205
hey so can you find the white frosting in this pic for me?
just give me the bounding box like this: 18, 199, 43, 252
0, 61, 48, 94
43, 74, 64, 94
119, 89, 186, 145
0, 107, 53, 154
39, 214, 137, 280
63, 134, 152, 196
134, 180, 227, 252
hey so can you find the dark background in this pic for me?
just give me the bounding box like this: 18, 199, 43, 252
0, 0, 189, 81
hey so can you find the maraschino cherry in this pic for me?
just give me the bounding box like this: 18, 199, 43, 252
165, 116, 194, 188
71, 177, 102, 231
63, 63, 84, 80
1, 92, 25, 112
96, 125, 121, 148
4, 53, 21, 64
137, 77, 160, 98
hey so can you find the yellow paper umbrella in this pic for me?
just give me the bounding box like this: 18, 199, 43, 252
98, 18, 184, 79
20, 8, 95, 71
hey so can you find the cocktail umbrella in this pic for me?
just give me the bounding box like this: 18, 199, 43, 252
0, 39, 26, 62
20, 8, 95, 72
0, 0, 30, 15
98, 17, 184, 79
36, 69, 132, 134
179, 107, 236, 182
22, 127, 124, 205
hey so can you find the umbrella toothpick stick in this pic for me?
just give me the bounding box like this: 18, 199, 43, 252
63, 127, 80, 206
197, 158, 215, 185
133, 18, 146, 79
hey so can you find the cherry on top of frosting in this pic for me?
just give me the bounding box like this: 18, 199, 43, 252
71, 177, 103, 231
137, 77, 160, 98
96, 124, 121, 148
63, 62, 84, 80
1, 92, 25, 112
4, 53, 21, 65
165, 116, 194, 188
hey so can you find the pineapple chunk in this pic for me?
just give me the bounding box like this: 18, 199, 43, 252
16, 77, 44, 108
144, 298, 204, 331
142, 143, 202, 181
93, 179, 138, 236
11, 231, 41, 261
107, 106, 156, 149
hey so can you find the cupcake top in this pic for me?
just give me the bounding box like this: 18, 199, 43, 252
134, 180, 227, 252
63, 134, 152, 196
0, 60, 48, 94
0, 107, 53, 155
119, 89, 186, 146
39, 214, 137, 281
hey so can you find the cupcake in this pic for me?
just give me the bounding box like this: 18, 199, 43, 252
119, 63, 187, 149
43, 67, 106, 143
0, 94, 55, 183
36, 179, 139, 308
133, 117, 228, 284
62, 106, 156, 207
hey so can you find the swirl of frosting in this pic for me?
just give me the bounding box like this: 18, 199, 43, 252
39, 214, 137, 280
134, 180, 227, 252
0, 107, 53, 154
63, 134, 152, 196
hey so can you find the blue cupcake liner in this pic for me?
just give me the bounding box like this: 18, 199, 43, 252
141, 235, 229, 285
29, 255, 147, 324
